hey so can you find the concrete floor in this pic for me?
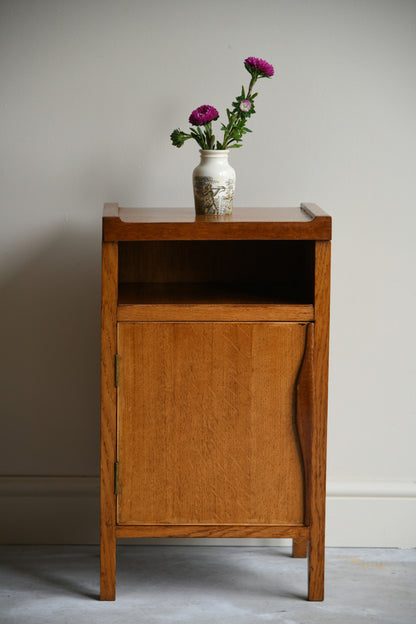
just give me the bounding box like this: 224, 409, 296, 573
0, 546, 415, 623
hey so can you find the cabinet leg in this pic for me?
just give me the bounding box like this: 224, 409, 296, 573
100, 526, 116, 600
292, 537, 308, 558
308, 528, 325, 601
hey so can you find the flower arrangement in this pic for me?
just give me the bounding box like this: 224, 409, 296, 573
170, 56, 274, 151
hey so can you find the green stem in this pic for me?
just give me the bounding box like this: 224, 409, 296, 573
220, 76, 258, 149
204, 121, 216, 150
220, 112, 238, 149
247, 75, 256, 98
191, 127, 207, 149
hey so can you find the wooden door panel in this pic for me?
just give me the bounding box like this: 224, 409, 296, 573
117, 322, 307, 525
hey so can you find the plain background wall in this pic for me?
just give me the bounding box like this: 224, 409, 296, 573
1, 0, 415, 546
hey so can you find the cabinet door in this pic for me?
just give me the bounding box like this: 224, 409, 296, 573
117, 322, 307, 526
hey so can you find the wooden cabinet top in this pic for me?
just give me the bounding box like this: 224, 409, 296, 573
103, 203, 331, 242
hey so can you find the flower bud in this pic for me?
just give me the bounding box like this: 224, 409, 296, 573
170, 129, 187, 148
239, 100, 252, 113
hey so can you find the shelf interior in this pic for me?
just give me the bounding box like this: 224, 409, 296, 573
118, 240, 315, 306
119, 282, 311, 305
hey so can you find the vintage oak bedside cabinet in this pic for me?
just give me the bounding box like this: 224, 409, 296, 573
100, 203, 331, 601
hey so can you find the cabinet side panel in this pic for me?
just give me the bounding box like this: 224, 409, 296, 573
117, 322, 306, 526
309, 241, 331, 601
100, 241, 118, 600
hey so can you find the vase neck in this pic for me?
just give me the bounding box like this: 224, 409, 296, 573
199, 149, 229, 161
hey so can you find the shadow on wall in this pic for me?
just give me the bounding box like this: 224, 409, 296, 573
0, 225, 101, 476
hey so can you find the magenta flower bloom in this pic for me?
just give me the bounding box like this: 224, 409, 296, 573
244, 56, 274, 78
189, 105, 219, 126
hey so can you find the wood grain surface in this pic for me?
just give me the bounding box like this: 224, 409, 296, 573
117, 303, 313, 322
117, 322, 308, 526
292, 537, 309, 558
116, 525, 310, 539
296, 323, 315, 527
100, 242, 118, 600
103, 206, 331, 241
308, 241, 331, 601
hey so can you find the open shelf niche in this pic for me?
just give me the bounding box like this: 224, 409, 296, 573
117, 240, 315, 321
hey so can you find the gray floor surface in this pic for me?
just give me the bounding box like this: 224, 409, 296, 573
0, 545, 415, 623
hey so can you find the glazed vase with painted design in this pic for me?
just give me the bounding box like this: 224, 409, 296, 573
192, 150, 235, 215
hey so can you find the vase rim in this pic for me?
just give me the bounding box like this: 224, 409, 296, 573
199, 149, 230, 156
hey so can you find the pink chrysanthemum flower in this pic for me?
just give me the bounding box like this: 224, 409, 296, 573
244, 56, 274, 78
189, 105, 219, 126
239, 99, 252, 112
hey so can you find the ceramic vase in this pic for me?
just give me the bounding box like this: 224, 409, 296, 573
192, 150, 235, 215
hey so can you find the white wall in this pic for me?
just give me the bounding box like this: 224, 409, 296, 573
1, 0, 415, 546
